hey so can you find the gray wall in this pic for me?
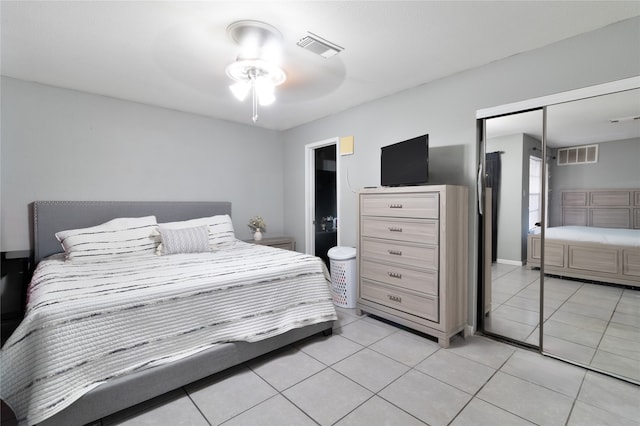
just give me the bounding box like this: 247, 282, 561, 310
1, 78, 284, 250
548, 137, 640, 226
282, 17, 640, 326
1, 17, 638, 329
486, 134, 524, 263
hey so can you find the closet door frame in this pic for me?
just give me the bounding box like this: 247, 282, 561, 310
475, 76, 640, 352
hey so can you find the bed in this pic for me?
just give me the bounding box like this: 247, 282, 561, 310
527, 188, 640, 288
1, 201, 336, 426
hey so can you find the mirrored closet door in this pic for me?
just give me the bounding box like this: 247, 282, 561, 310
481, 109, 544, 348
479, 78, 640, 384
541, 88, 640, 383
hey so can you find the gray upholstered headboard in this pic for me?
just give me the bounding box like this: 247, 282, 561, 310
32, 201, 232, 263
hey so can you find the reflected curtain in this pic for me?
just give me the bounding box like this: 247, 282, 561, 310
485, 152, 501, 262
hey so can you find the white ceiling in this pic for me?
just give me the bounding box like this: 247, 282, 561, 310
2, 1, 639, 131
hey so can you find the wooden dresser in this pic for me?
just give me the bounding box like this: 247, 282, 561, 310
356, 185, 468, 347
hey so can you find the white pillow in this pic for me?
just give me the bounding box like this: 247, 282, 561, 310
157, 214, 236, 249
158, 225, 210, 255
55, 216, 159, 262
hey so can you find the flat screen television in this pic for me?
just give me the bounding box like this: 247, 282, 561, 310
381, 134, 429, 187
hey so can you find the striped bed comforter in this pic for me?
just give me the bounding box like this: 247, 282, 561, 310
1, 241, 337, 425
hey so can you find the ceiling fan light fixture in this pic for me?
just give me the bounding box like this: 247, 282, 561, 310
225, 21, 286, 123
229, 81, 251, 101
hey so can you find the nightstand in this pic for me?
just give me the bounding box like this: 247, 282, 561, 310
2, 250, 32, 344
247, 236, 296, 251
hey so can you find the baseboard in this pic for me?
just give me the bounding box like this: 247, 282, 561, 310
496, 259, 524, 266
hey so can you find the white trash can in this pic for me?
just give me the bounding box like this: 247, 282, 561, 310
327, 246, 357, 308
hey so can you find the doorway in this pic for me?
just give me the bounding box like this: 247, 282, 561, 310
305, 138, 339, 266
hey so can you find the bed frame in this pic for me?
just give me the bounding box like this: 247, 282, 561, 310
527, 189, 640, 288
26, 201, 333, 426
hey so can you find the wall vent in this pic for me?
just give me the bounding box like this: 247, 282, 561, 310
297, 32, 343, 58
557, 144, 598, 166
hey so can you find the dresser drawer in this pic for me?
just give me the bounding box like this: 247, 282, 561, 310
361, 260, 438, 295
361, 217, 438, 244
361, 280, 438, 322
361, 238, 438, 269
361, 193, 439, 219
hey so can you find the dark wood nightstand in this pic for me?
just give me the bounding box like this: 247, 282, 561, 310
246, 236, 296, 251
2, 250, 32, 345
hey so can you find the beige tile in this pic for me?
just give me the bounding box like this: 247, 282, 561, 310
415, 349, 496, 394
603, 322, 640, 343
558, 301, 615, 321
451, 398, 535, 426
369, 328, 440, 366
590, 350, 640, 383
547, 309, 608, 333
491, 304, 540, 326
185, 366, 277, 425
568, 401, 640, 426
282, 368, 372, 425
544, 319, 604, 348
379, 369, 471, 426
541, 334, 596, 365
597, 333, 640, 361
332, 348, 409, 392
103, 389, 208, 426
223, 395, 316, 426
477, 372, 573, 426
248, 346, 326, 391
335, 316, 396, 346
297, 333, 363, 365
500, 349, 585, 398
612, 310, 640, 328
484, 314, 537, 341
578, 371, 640, 423
335, 395, 425, 426
446, 335, 515, 369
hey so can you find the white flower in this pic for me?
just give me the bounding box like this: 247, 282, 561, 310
248, 216, 266, 231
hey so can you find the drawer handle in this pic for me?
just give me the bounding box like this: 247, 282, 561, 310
388, 272, 402, 279
388, 294, 402, 303
388, 250, 402, 256
388, 227, 403, 232
389, 203, 403, 209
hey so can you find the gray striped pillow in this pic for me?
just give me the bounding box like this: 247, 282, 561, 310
55, 216, 160, 262
156, 214, 236, 250
158, 225, 210, 255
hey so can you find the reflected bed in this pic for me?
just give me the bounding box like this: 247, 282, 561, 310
527, 189, 640, 288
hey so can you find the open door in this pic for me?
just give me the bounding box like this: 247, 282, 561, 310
305, 137, 339, 266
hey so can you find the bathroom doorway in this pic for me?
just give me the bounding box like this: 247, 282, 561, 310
305, 137, 340, 266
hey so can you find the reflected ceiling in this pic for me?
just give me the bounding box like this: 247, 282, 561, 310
486, 89, 640, 147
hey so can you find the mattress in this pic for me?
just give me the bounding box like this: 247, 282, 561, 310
544, 225, 640, 248
1, 241, 337, 425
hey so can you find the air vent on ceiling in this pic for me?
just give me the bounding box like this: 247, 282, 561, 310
297, 32, 343, 58
557, 144, 598, 166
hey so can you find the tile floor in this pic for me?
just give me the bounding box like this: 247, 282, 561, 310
485, 263, 640, 383
98, 307, 640, 426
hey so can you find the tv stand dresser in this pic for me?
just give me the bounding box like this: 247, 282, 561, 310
356, 185, 468, 347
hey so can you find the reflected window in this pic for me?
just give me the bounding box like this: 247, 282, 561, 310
528, 156, 542, 231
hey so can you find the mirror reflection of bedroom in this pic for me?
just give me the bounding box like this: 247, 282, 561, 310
482, 88, 640, 384
482, 109, 543, 347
